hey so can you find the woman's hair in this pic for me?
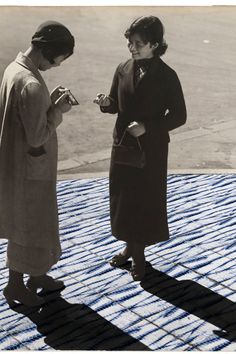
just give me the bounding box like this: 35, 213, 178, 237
124, 16, 168, 57
31, 21, 75, 64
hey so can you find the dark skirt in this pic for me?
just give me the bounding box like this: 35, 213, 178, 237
109, 137, 169, 246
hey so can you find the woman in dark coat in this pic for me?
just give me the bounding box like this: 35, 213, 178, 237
94, 16, 187, 281
0, 21, 75, 306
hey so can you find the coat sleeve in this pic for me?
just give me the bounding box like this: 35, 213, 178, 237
19, 81, 63, 147
164, 70, 187, 131
100, 65, 120, 114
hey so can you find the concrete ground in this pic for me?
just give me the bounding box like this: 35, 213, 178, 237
0, 6, 236, 168
57, 117, 236, 179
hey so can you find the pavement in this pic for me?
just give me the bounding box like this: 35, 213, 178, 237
57, 117, 236, 180
0, 173, 236, 350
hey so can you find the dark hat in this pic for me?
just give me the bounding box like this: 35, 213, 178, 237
32, 20, 74, 44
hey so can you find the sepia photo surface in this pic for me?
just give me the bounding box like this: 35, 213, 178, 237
0, 5, 235, 174
0, 5, 236, 351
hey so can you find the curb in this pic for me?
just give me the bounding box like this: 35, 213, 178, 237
58, 148, 111, 172
57, 168, 236, 181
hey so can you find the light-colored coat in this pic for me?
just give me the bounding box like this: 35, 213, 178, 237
0, 52, 62, 249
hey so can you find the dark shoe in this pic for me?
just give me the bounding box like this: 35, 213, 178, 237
110, 253, 131, 267
130, 260, 146, 281
27, 275, 65, 293
3, 285, 45, 307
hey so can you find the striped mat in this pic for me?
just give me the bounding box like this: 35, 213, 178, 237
0, 174, 236, 350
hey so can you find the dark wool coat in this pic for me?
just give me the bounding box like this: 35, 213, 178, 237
102, 57, 187, 245
0, 53, 62, 249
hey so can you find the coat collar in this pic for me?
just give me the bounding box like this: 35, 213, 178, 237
118, 57, 162, 93
15, 52, 45, 84
119, 57, 161, 74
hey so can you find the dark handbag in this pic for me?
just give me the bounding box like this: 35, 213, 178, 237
112, 129, 146, 169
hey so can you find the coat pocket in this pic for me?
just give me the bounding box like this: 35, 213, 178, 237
26, 152, 52, 180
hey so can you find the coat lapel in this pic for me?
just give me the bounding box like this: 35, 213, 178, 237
118, 57, 162, 96
118, 59, 135, 95
15, 52, 49, 94
135, 57, 161, 92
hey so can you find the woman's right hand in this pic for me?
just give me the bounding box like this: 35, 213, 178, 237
127, 121, 146, 137
93, 93, 111, 107
54, 92, 72, 113
50, 85, 66, 104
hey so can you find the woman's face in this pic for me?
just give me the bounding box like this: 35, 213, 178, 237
39, 54, 68, 71
127, 33, 155, 60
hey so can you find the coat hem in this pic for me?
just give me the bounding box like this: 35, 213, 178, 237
112, 232, 169, 246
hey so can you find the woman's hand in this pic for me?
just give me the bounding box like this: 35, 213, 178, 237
54, 93, 72, 113
127, 121, 146, 138
50, 85, 67, 104
93, 93, 111, 107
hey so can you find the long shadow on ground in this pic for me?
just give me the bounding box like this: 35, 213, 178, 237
140, 263, 236, 342
10, 290, 149, 351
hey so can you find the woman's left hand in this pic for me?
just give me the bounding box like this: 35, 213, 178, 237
127, 121, 146, 137
50, 85, 66, 104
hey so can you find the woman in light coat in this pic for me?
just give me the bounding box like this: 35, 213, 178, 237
94, 16, 187, 281
0, 21, 75, 307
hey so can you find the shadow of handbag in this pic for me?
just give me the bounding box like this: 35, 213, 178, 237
112, 129, 146, 169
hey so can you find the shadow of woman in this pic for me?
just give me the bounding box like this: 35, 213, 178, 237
140, 263, 236, 342
10, 290, 150, 351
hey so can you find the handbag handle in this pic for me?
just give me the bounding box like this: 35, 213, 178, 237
118, 129, 142, 151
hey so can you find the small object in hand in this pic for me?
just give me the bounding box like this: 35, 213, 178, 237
93, 93, 105, 104
93, 94, 114, 107
128, 121, 139, 129
127, 121, 146, 137
66, 90, 79, 105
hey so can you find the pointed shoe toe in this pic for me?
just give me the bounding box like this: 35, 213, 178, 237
27, 275, 65, 292
110, 253, 130, 267
3, 286, 45, 307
